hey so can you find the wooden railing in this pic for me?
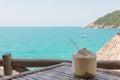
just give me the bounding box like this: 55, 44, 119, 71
0, 54, 120, 77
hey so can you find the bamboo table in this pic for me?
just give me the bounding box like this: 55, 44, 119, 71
0, 62, 120, 80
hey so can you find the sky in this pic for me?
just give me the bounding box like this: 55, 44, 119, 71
0, 0, 120, 26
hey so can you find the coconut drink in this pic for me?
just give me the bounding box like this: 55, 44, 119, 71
69, 38, 96, 78
72, 48, 96, 78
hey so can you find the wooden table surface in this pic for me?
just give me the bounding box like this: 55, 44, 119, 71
0, 62, 120, 80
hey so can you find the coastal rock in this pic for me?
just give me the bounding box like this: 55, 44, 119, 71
97, 33, 120, 60
86, 24, 120, 29
86, 24, 104, 28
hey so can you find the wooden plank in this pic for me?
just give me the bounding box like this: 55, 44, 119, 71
26, 74, 45, 80
0, 58, 120, 69
20, 76, 35, 80
2, 54, 12, 76
96, 72, 120, 80
96, 68, 120, 76
13, 77, 27, 80
42, 70, 73, 79
11, 59, 71, 67
0, 59, 71, 66
97, 60, 120, 69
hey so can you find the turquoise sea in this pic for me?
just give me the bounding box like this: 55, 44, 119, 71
0, 27, 119, 60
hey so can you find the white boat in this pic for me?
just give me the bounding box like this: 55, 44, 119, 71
81, 35, 87, 38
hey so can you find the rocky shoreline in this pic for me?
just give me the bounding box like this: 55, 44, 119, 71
86, 23, 120, 29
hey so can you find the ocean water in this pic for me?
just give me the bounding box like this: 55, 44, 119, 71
0, 27, 119, 60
